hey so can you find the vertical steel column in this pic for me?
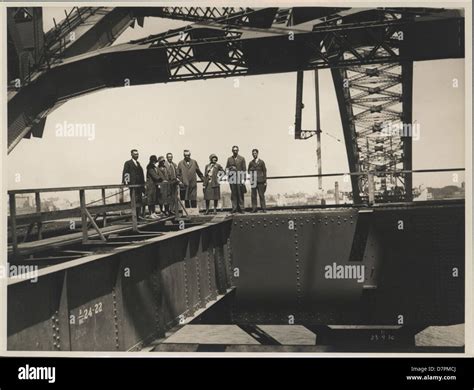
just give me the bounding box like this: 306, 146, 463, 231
79, 189, 88, 243
35, 191, 42, 239
9, 193, 18, 256
130, 188, 138, 232
294, 70, 304, 138
314, 69, 322, 190
401, 61, 413, 201
101, 188, 107, 227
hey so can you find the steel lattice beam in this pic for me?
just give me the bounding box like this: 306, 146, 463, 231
329, 11, 418, 200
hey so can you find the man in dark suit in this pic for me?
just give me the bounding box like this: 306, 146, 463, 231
122, 149, 145, 218
226, 145, 246, 213
248, 148, 267, 213
165, 152, 179, 215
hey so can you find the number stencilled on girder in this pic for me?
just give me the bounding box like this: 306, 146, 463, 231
73, 302, 103, 325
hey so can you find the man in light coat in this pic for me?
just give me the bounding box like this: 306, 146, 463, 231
177, 150, 204, 209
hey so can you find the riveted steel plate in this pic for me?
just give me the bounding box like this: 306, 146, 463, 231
67, 258, 120, 351
8, 271, 67, 351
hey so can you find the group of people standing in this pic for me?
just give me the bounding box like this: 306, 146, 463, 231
122, 146, 267, 218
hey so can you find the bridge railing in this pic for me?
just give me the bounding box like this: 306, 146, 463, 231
7, 184, 145, 257
7, 167, 464, 256
262, 167, 465, 205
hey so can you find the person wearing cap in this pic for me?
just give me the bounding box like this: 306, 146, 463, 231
145, 155, 161, 218
177, 150, 204, 209
156, 156, 170, 215
203, 154, 225, 214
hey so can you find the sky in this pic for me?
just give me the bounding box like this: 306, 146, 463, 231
6, 8, 466, 197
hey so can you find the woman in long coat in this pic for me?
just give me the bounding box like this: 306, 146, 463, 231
145, 155, 160, 218
203, 154, 224, 214
156, 156, 170, 214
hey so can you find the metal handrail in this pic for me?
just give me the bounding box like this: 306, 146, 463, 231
7, 183, 144, 257
7, 167, 465, 194
8, 183, 142, 195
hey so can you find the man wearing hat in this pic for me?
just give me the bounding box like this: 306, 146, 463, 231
145, 155, 160, 218
156, 156, 170, 214
203, 154, 225, 214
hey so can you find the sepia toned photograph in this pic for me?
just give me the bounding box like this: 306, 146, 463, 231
5, 4, 467, 354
